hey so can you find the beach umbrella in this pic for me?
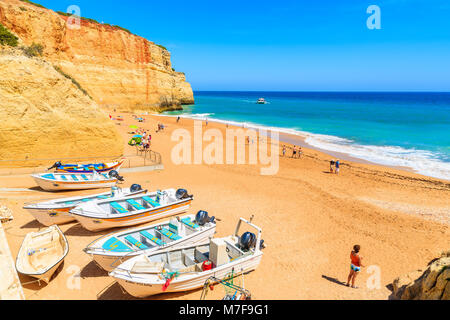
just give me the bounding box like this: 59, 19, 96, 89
133, 135, 143, 138
129, 125, 138, 129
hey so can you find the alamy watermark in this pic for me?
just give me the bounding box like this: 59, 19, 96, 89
367, 5, 382, 30
171, 121, 280, 175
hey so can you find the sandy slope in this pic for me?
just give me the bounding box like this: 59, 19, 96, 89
0, 113, 448, 300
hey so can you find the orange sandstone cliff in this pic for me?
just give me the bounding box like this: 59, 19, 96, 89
0, 0, 194, 112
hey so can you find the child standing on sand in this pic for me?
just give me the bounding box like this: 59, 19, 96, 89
346, 245, 364, 289
335, 159, 340, 175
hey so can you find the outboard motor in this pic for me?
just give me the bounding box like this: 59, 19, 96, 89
195, 210, 215, 226
109, 170, 124, 182
48, 161, 62, 171
175, 189, 191, 200
130, 184, 142, 193
240, 232, 257, 251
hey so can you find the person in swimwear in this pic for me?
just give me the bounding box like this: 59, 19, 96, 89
346, 245, 364, 288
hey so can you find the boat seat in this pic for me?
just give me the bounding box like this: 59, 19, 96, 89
124, 235, 149, 250
42, 174, 55, 180
126, 199, 145, 210
71, 175, 79, 181
110, 202, 128, 214
140, 231, 164, 246
81, 175, 89, 181
142, 196, 161, 208
61, 175, 68, 181
160, 228, 182, 241
102, 237, 132, 252
181, 218, 200, 229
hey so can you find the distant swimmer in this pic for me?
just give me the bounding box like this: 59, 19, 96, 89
346, 245, 364, 289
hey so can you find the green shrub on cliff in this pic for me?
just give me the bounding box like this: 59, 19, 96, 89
0, 24, 19, 47
156, 44, 168, 51
53, 66, 92, 99
21, 43, 44, 57
19, 0, 45, 9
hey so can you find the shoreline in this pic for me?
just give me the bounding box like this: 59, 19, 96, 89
155, 113, 449, 183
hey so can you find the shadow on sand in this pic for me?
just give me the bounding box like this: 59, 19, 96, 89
97, 281, 201, 300
64, 224, 112, 238
321, 275, 348, 287
79, 261, 108, 279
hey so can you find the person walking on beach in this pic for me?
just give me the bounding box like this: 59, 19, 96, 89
292, 146, 297, 158
282, 145, 286, 157
330, 160, 335, 173
335, 159, 341, 175
346, 245, 364, 289
176, 116, 180, 123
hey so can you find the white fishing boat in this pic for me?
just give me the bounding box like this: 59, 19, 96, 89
84, 211, 216, 272
70, 189, 194, 232
23, 184, 146, 227
31, 170, 122, 192
109, 216, 265, 298
15, 225, 69, 283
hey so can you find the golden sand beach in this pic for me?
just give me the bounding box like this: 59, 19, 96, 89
0, 113, 448, 300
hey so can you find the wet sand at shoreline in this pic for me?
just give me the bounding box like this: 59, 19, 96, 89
0, 112, 448, 300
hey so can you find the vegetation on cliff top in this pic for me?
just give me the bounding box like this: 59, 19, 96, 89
53, 65, 92, 99
0, 24, 19, 47
19, 0, 45, 9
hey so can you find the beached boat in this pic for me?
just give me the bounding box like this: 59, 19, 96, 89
15, 225, 69, 283
84, 211, 216, 272
109, 216, 265, 298
70, 189, 194, 232
23, 184, 146, 227
32, 170, 122, 192
48, 160, 124, 174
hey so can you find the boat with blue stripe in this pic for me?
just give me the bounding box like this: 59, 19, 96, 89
83, 212, 216, 272
23, 184, 146, 226
48, 160, 124, 174
70, 189, 194, 232
31, 170, 122, 191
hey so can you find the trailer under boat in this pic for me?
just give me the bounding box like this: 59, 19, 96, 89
70, 189, 194, 232
23, 184, 146, 226
110, 217, 265, 298
84, 212, 216, 272
31, 171, 122, 192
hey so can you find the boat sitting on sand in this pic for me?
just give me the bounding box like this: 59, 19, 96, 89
48, 160, 124, 174
109, 216, 265, 298
32, 170, 123, 192
23, 184, 146, 226
15, 225, 69, 283
70, 188, 194, 232
84, 211, 216, 272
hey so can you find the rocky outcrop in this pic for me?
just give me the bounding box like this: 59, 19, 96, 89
392, 251, 450, 300
0, 0, 194, 112
0, 47, 123, 163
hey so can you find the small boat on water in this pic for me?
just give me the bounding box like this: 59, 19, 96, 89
48, 160, 124, 174
84, 211, 216, 272
256, 98, 267, 104
23, 184, 146, 226
32, 170, 123, 192
109, 216, 265, 298
70, 189, 194, 232
16, 225, 69, 283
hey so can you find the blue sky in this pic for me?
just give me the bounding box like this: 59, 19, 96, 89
37, 0, 450, 91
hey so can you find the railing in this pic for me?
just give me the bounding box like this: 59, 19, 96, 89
0, 152, 162, 176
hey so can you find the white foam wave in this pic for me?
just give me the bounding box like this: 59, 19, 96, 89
160, 113, 450, 180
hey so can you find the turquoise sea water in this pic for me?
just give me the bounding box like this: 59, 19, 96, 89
164, 92, 450, 180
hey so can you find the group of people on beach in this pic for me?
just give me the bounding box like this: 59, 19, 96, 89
281, 145, 303, 159
329, 159, 341, 174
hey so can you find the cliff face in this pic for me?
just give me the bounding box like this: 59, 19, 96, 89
0, 47, 124, 163
0, 0, 194, 111
392, 251, 450, 300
